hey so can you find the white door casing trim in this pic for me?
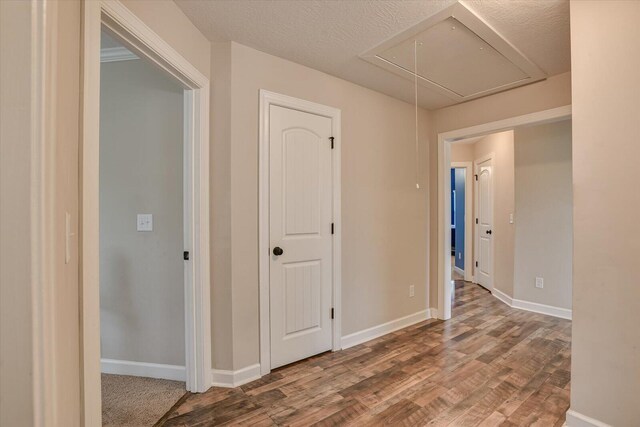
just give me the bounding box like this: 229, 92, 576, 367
26, 0, 55, 424
81, 0, 211, 423
450, 161, 473, 282
259, 90, 342, 376
473, 153, 495, 292
437, 105, 572, 320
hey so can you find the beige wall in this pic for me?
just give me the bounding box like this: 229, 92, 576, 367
52, 2, 82, 424
429, 72, 572, 307
451, 131, 516, 297
1, 2, 36, 424
100, 59, 185, 366
211, 41, 432, 370
514, 120, 572, 310
569, 1, 640, 424
1, 0, 83, 424
119, 0, 210, 79
210, 41, 234, 370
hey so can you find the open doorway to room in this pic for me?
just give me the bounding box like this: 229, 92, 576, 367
80, 3, 211, 423
438, 107, 573, 321
450, 162, 473, 285
98, 31, 189, 425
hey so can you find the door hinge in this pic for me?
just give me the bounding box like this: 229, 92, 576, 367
475, 174, 478, 181
475, 218, 478, 224
331, 223, 334, 235
475, 261, 478, 267
184, 251, 190, 260
329, 136, 334, 149
331, 308, 334, 319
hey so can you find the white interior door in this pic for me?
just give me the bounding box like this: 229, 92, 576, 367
269, 105, 333, 369
476, 158, 493, 290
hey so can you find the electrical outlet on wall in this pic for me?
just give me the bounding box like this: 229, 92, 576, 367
458, 252, 462, 259
409, 285, 415, 297
535, 277, 544, 289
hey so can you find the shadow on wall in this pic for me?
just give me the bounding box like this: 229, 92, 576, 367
100, 251, 135, 355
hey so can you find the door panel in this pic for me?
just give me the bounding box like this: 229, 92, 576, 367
476, 159, 493, 289
269, 105, 333, 369
284, 261, 321, 335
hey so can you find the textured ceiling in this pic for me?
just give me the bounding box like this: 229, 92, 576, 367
176, 0, 570, 110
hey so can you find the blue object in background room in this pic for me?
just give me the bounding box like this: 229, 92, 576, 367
452, 168, 466, 271
451, 169, 456, 256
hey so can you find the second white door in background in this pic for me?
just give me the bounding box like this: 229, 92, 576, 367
476, 158, 493, 290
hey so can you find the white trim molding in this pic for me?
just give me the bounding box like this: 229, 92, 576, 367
565, 409, 612, 427
341, 309, 434, 350
437, 105, 572, 320
100, 46, 138, 62
492, 288, 572, 320
492, 287, 514, 306
211, 364, 262, 388
258, 90, 342, 376
101, 359, 185, 382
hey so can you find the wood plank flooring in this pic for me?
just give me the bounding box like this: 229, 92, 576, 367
159, 281, 571, 426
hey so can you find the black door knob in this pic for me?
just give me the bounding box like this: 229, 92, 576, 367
273, 246, 284, 256
486, 230, 492, 235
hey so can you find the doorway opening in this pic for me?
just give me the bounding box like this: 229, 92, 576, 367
98, 30, 188, 425
437, 106, 572, 320
450, 163, 473, 284
81, 2, 211, 423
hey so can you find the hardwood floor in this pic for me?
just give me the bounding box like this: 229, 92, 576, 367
159, 281, 571, 426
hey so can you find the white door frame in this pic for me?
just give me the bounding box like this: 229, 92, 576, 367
450, 162, 473, 282
259, 90, 342, 376
472, 153, 495, 291
437, 105, 571, 320
81, 0, 211, 423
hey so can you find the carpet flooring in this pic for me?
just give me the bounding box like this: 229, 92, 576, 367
101, 373, 186, 426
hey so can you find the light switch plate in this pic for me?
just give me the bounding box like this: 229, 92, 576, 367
137, 214, 153, 232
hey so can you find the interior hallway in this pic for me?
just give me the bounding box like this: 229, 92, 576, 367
157, 280, 571, 426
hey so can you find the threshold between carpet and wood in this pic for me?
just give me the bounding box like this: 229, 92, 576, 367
101, 373, 186, 427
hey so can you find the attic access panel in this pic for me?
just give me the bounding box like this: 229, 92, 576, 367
360, 2, 546, 103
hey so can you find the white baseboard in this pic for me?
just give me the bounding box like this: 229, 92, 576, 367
211, 363, 261, 388
453, 266, 465, 276
565, 409, 611, 427
492, 287, 514, 306
492, 288, 572, 320
101, 358, 185, 381
341, 309, 433, 350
